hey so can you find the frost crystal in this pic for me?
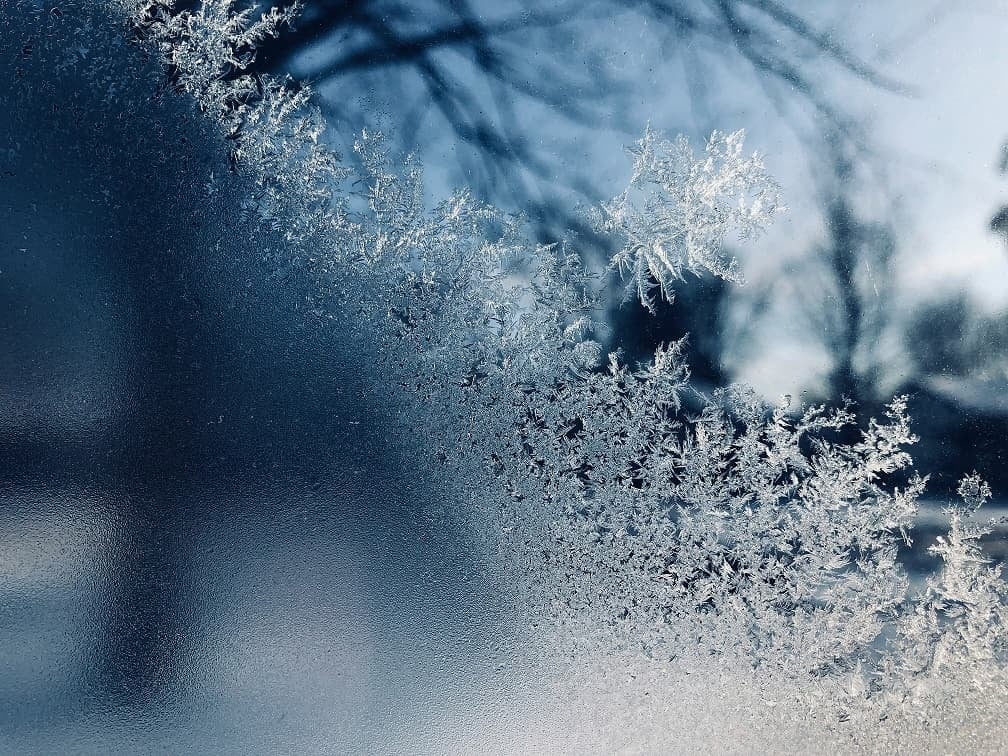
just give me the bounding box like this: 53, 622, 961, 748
880, 474, 1008, 702
127, 0, 346, 241
596, 127, 782, 312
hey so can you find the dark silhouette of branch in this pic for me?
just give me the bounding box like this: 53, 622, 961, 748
784, 132, 897, 405
242, 0, 909, 246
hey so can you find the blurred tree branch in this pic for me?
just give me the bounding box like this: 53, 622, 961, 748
239, 0, 908, 244
782, 131, 898, 405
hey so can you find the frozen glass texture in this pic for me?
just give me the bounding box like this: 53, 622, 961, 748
3, 2, 1008, 753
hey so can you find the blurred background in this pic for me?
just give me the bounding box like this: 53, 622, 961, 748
3, 0, 1008, 751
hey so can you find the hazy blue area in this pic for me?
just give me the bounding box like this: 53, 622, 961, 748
1, 12, 521, 749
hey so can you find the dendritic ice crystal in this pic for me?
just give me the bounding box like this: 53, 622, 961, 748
595, 126, 783, 313
10, 0, 1008, 749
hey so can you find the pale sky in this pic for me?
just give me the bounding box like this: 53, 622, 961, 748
691, 2, 1008, 395
869, 2, 1008, 309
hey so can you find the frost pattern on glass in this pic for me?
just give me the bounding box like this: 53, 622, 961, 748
881, 474, 1008, 700
126, 0, 346, 242
32, 0, 1008, 745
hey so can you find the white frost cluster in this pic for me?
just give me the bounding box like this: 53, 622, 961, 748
882, 473, 1008, 699
595, 127, 782, 312
127, 0, 345, 242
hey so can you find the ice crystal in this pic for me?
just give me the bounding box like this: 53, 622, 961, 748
129, 0, 301, 130
343, 130, 602, 392
882, 474, 1008, 701
596, 127, 782, 312
126, 0, 346, 241
519, 375, 925, 676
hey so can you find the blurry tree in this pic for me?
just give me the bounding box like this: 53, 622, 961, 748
154, 0, 920, 391
227, 0, 915, 386
784, 133, 897, 405
241, 0, 908, 242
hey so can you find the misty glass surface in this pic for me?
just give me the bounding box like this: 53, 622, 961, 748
3, 1, 1008, 753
